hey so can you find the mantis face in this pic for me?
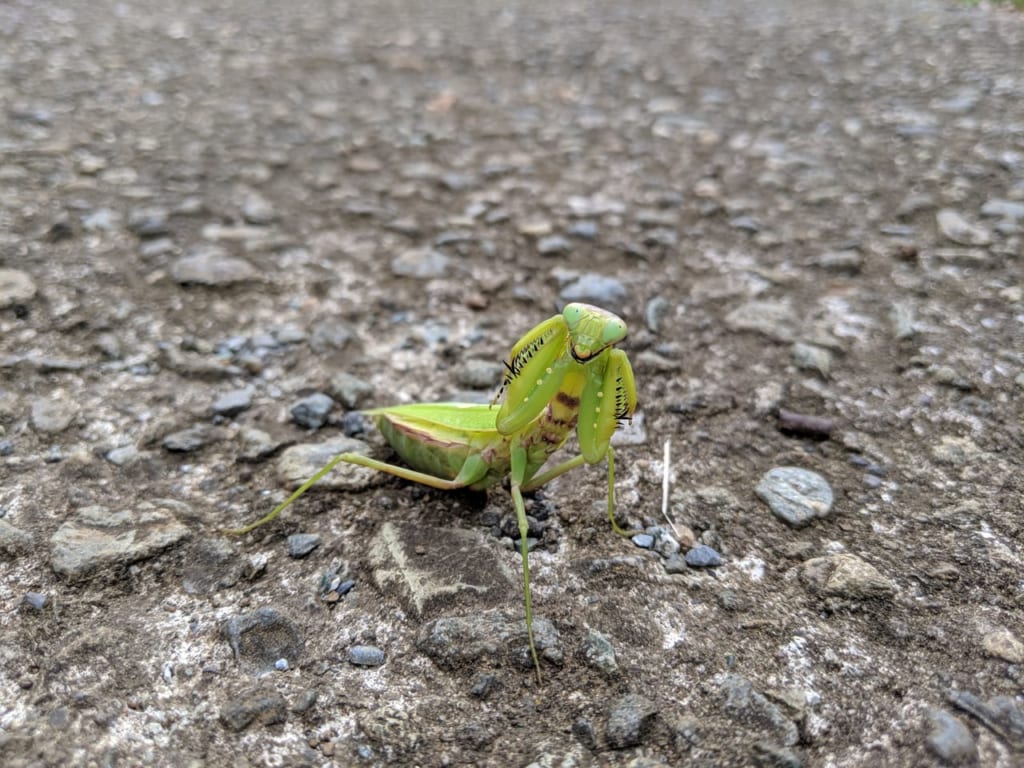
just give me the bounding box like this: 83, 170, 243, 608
562, 302, 628, 362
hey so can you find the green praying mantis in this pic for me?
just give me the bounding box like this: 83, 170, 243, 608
228, 302, 638, 682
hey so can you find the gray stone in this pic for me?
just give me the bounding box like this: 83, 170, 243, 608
223, 607, 304, 673
569, 220, 598, 239
391, 247, 450, 278
308, 319, 354, 354
815, 249, 862, 273
537, 235, 572, 256
792, 342, 833, 378
329, 371, 373, 409
896, 193, 935, 218
559, 273, 629, 307
755, 467, 833, 527
171, 247, 257, 285
631, 533, 654, 549
348, 645, 386, 667
275, 437, 381, 492
286, 533, 321, 558
947, 691, 1024, 750
925, 710, 978, 765
127, 207, 170, 237
30, 396, 78, 433
0, 518, 34, 557
81, 208, 119, 231
219, 689, 288, 731
22, 591, 47, 610
721, 674, 799, 747
0, 269, 37, 308
980, 199, 1024, 220
605, 694, 658, 749
936, 209, 991, 246
163, 424, 211, 452
417, 612, 562, 672
685, 544, 722, 568
579, 630, 618, 675
238, 427, 280, 462
800, 553, 896, 600
49, 500, 192, 579
105, 444, 141, 466
981, 628, 1024, 664
290, 392, 335, 429
212, 387, 254, 417
242, 193, 276, 225
725, 300, 798, 343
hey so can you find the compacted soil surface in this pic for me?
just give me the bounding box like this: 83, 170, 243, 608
1, 0, 1022, 765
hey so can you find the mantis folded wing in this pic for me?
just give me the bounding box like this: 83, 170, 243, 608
227, 303, 638, 683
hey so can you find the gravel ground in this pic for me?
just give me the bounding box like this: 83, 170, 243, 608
1, 0, 1023, 766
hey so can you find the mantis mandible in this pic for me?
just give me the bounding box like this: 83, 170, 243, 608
228, 303, 638, 682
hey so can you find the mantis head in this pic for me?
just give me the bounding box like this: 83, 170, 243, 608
562, 303, 628, 362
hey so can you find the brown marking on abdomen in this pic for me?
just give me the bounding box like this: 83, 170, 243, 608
555, 392, 580, 408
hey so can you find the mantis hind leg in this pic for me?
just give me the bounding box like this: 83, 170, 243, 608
224, 452, 489, 535
522, 446, 636, 537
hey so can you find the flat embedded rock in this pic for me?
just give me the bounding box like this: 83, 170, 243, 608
171, 248, 257, 285
800, 553, 896, 600
416, 612, 562, 671
368, 521, 516, 616
274, 437, 382, 492
50, 500, 192, 579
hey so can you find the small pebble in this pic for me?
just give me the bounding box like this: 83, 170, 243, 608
290, 393, 334, 430
663, 554, 689, 574
559, 273, 629, 307
631, 533, 655, 549
329, 372, 373, 409
286, 533, 321, 559
685, 545, 722, 568
537, 235, 571, 256
171, 247, 257, 286
127, 207, 170, 237
925, 709, 978, 764
391, 248, 450, 279
274, 658, 289, 671
605, 694, 658, 749
348, 645, 386, 667
105, 445, 140, 466
212, 387, 254, 417
0, 268, 38, 308
579, 630, 619, 675
755, 467, 834, 527
569, 220, 598, 239
22, 592, 48, 610
163, 425, 210, 452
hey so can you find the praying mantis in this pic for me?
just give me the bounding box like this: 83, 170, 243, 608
228, 302, 638, 682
